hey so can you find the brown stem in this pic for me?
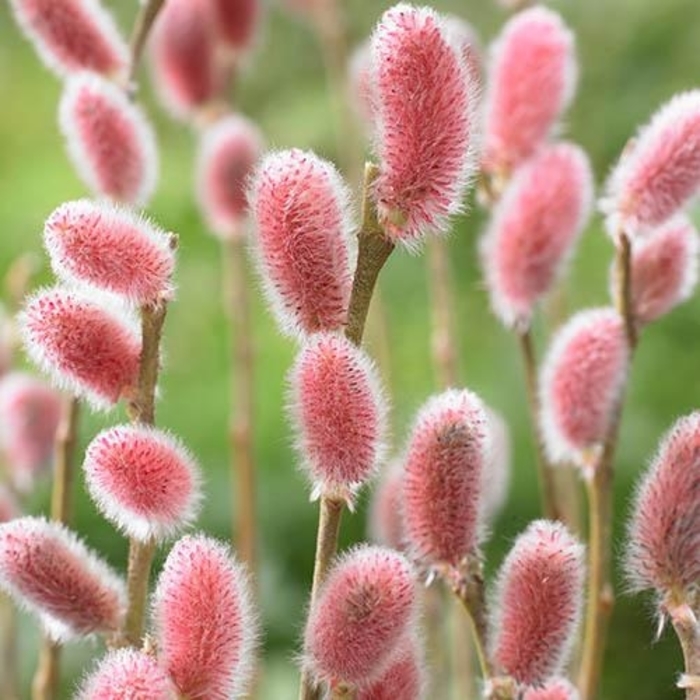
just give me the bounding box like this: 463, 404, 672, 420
32, 396, 80, 700
120, 297, 170, 647
299, 497, 344, 700
427, 236, 460, 388
344, 163, 395, 347
128, 0, 167, 86
0, 594, 18, 700
672, 614, 700, 700
222, 236, 257, 573
577, 231, 637, 700
517, 327, 561, 521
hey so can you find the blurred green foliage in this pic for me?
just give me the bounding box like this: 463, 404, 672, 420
2, 0, 700, 697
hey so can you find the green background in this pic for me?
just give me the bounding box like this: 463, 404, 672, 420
1, 0, 700, 697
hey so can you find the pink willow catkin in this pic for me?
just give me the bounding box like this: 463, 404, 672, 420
602, 91, 700, 237
303, 545, 418, 689
212, 0, 260, 53
626, 412, 700, 601
153, 534, 258, 700
288, 332, 387, 505
491, 520, 585, 686
44, 200, 175, 305
150, 0, 223, 120
368, 459, 405, 551
249, 149, 353, 337
622, 216, 699, 325
8, 0, 128, 79
482, 6, 577, 176
401, 389, 488, 569
0, 372, 61, 492
77, 649, 177, 700
0, 516, 125, 641
59, 72, 159, 206
83, 425, 201, 542
19, 287, 141, 411
539, 308, 629, 469
0, 487, 20, 524
481, 142, 593, 328
370, 4, 476, 243
522, 678, 580, 700
196, 114, 264, 238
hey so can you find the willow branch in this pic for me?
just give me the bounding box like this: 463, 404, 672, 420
577, 231, 636, 700
673, 613, 700, 700
128, 0, 167, 85
517, 327, 561, 521
32, 396, 80, 700
222, 235, 257, 573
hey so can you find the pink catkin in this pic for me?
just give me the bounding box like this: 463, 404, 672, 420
368, 459, 405, 551
371, 4, 476, 243
8, 0, 128, 79
491, 520, 585, 686
289, 333, 387, 505
0, 516, 125, 641
539, 308, 629, 469
153, 534, 258, 700
0, 372, 61, 492
0, 487, 20, 524
59, 72, 159, 207
357, 635, 426, 700
626, 412, 700, 597
482, 7, 577, 176
602, 91, 700, 237
83, 425, 201, 542
303, 545, 418, 689
481, 142, 593, 328
150, 0, 223, 120
78, 649, 177, 700
522, 678, 580, 700
19, 287, 141, 411
348, 41, 374, 128
44, 200, 175, 305
402, 389, 488, 569
212, 0, 260, 52
249, 150, 353, 337
623, 216, 699, 325
196, 114, 264, 238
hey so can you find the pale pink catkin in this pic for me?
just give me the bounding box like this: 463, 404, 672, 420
83, 425, 201, 542
481, 406, 512, 525
622, 216, 699, 325
0, 516, 125, 641
303, 545, 418, 689
19, 287, 142, 411
78, 649, 177, 700
491, 520, 585, 686
0, 372, 61, 492
212, 0, 260, 53
626, 412, 700, 598
8, 0, 128, 79
539, 308, 629, 468
0, 487, 20, 524
249, 149, 353, 337
602, 91, 700, 237
401, 389, 488, 569
44, 200, 175, 305
150, 0, 223, 120
371, 4, 476, 243
357, 635, 426, 700
59, 72, 159, 207
288, 332, 387, 505
482, 7, 577, 176
153, 534, 258, 700
196, 114, 264, 238
522, 678, 580, 700
368, 459, 405, 551
481, 142, 593, 328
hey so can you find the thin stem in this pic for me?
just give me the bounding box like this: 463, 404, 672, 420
32, 395, 80, 700
0, 594, 18, 700
577, 231, 636, 700
299, 497, 344, 700
222, 236, 257, 573
120, 296, 170, 647
344, 163, 395, 347
128, 0, 167, 86
517, 327, 560, 521
673, 614, 700, 700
